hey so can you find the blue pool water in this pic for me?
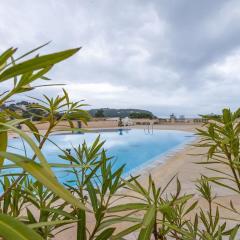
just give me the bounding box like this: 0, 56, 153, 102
7, 129, 194, 180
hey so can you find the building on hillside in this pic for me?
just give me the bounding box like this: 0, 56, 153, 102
122, 117, 134, 126
193, 117, 208, 123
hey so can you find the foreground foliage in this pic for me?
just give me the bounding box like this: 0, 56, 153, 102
0, 45, 240, 239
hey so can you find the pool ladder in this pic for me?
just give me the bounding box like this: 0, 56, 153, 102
144, 124, 153, 135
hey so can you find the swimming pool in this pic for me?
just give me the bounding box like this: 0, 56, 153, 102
7, 129, 195, 179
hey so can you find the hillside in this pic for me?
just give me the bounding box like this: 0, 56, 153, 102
89, 108, 154, 118
2, 102, 155, 119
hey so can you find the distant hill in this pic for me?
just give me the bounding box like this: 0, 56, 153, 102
3, 101, 155, 120
89, 108, 155, 118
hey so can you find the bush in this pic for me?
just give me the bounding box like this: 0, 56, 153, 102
0, 45, 239, 239
129, 112, 153, 119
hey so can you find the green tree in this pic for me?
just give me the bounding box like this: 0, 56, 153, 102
94, 109, 105, 118
129, 112, 153, 119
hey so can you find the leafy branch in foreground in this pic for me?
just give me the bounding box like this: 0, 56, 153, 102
107, 175, 196, 239
0, 89, 91, 205
1, 44, 240, 240
59, 136, 128, 239
196, 109, 240, 193
0, 44, 87, 239
0, 44, 80, 104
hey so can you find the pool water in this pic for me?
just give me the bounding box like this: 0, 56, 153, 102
7, 129, 194, 180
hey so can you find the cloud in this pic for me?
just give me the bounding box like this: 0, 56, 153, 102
1, 0, 240, 117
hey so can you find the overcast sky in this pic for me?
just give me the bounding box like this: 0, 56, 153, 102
1, 0, 240, 117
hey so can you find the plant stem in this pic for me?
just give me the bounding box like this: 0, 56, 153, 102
223, 145, 240, 191
153, 218, 158, 240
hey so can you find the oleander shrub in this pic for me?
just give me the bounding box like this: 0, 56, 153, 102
0, 45, 240, 240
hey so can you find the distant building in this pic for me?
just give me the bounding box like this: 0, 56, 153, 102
179, 115, 185, 120
193, 117, 208, 123
15, 109, 24, 116
16, 104, 27, 111
122, 117, 134, 126
157, 118, 167, 124
170, 113, 176, 122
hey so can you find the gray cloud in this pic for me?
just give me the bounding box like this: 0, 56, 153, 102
1, 0, 240, 117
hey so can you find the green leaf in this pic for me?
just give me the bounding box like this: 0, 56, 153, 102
111, 223, 142, 240
95, 228, 115, 240
229, 225, 239, 240
0, 121, 53, 177
107, 203, 148, 213
87, 181, 98, 214
26, 208, 37, 224
17, 66, 52, 88
4, 109, 41, 142
29, 219, 76, 229
184, 200, 198, 216
0, 48, 17, 69
0, 48, 81, 82
137, 205, 156, 240
0, 117, 7, 167
0, 151, 88, 211
0, 213, 43, 240
159, 203, 176, 220
41, 208, 76, 219
0, 130, 7, 167
77, 209, 86, 240
99, 216, 141, 231
222, 108, 231, 124
164, 222, 193, 238
12, 42, 51, 64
